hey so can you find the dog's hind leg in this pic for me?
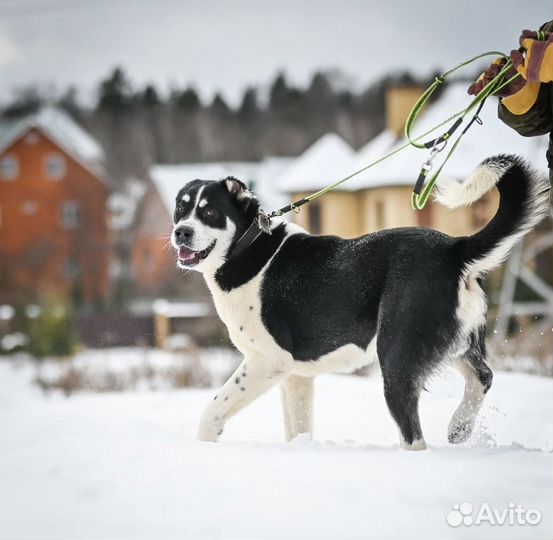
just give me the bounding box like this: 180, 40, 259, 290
280, 375, 314, 441
197, 357, 287, 442
448, 328, 493, 444
377, 332, 427, 450
381, 369, 426, 450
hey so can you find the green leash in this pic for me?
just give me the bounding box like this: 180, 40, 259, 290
407, 52, 520, 209
269, 50, 519, 219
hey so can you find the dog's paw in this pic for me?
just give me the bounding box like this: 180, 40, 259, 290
197, 406, 225, 442
448, 420, 474, 444
197, 421, 223, 442
197, 429, 221, 442
400, 438, 427, 451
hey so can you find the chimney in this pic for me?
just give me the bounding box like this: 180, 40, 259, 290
386, 85, 424, 137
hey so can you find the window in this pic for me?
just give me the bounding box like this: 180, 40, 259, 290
45, 154, 66, 180
60, 201, 81, 229
0, 155, 19, 181
21, 201, 38, 216
308, 200, 322, 234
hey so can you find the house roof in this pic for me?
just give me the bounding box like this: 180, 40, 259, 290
277, 133, 356, 192
357, 129, 398, 164
280, 83, 549, 193
0, 106, 104, 168
150, 157, 294, 217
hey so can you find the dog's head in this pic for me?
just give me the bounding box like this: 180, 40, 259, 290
171, 177, 259, 272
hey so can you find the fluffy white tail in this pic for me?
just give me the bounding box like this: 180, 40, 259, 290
435, 157, 515, 209
442, 155, 550, 277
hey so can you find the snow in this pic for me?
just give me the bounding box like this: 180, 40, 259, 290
108, 178, 148, 231
0, 332, 26, 350
0, 356, 552, 540
32, 347, 239, 392
0, 304, 15, 321
277, 133, 357, 192
152, 299, 211, 318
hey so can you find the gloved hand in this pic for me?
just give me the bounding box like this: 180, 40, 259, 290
467, 57, 524, 97
511, 30, 553, 83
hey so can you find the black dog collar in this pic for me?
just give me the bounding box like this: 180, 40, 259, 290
226, 210, 272, 260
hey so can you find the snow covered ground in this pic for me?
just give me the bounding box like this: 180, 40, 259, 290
0, 356, 552, 540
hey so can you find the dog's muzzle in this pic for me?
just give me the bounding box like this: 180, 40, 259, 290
176, 241, 216, 268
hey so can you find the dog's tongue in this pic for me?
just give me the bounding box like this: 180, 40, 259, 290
178, 246, 197, 261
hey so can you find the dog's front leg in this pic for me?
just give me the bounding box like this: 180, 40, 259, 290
280, 375, 314, 441
197, 357, 287, 442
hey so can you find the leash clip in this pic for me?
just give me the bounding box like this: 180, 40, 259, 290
290, 202, 301, 214
414, 137, 447, 195
423, 137, 447, 171
421, 145, 438, 173
433, 138, 448, 152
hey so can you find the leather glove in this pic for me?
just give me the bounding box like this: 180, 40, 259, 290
467, 57, 524, 97
511, 29, 553, 83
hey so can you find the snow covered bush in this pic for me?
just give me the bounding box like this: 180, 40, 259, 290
32, 347, 240, 395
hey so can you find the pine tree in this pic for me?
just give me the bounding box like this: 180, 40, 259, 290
173, 87, 201, 112
97, 67, 134, 112
210, 93, 230, 116
140, 84, 161, 109
269, 72, 290, 110
238, 87, 259, 120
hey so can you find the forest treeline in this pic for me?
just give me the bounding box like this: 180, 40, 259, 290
1, 67, 445, 186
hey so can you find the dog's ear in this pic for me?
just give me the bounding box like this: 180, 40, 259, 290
222, 176, 254, 210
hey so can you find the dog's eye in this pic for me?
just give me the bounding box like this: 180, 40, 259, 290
205, 207, 218, 218
176, 203, 184, 213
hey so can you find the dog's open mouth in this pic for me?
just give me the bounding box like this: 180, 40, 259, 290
177, 241, 216, 267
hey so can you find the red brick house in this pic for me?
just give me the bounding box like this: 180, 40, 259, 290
0, 107, 109, 305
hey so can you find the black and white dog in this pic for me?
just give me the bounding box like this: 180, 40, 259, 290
170, 155, 550, 450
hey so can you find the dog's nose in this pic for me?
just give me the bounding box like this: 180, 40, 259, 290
174, 226, 194, 244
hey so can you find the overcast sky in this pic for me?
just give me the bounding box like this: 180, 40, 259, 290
0, 0, 551, 106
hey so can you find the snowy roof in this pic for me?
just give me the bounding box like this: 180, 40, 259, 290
357, 129, 398, 163
0, 106, 104, 167
150, 157, 294, 216
108, 178, 148, 231
277, 133, 356, 192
